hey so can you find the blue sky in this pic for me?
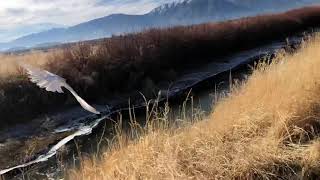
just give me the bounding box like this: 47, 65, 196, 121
0, 0, 175, 41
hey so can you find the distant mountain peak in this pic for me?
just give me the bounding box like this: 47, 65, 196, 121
150, 0, 192, 15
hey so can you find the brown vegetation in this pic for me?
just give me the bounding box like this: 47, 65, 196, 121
69, 33, 320, 180
0, 6, 320, 127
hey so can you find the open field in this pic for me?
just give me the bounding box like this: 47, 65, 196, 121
1, 6, 320, 128
67, 33, 320, 179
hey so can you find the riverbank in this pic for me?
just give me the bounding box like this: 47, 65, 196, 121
0, 32, 296, 178
69, 32, 320, 179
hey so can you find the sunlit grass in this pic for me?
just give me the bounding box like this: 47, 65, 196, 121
69, 33, 320, 179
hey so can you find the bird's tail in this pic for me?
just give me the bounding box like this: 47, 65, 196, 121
64, 84, 100, 115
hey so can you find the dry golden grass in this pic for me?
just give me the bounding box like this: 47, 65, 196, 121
0, 51, 51, 78
69, 34, 320, 179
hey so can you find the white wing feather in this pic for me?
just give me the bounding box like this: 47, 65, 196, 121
22, 64, 65, 93
20, 63, 100, 115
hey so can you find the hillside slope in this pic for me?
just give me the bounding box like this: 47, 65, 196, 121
69, 34, 320, 179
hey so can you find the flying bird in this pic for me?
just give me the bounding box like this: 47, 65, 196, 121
20, 63, 100, 115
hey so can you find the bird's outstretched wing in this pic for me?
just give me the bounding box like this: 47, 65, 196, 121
21, 63, 66, 93
20, 63, 100, 114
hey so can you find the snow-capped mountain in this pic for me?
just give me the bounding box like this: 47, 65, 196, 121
149, 0, 250, 25
150, 0, 192, 15
150, 0, 319, 24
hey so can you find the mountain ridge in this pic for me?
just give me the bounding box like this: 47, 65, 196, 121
1, 0, 318, 51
